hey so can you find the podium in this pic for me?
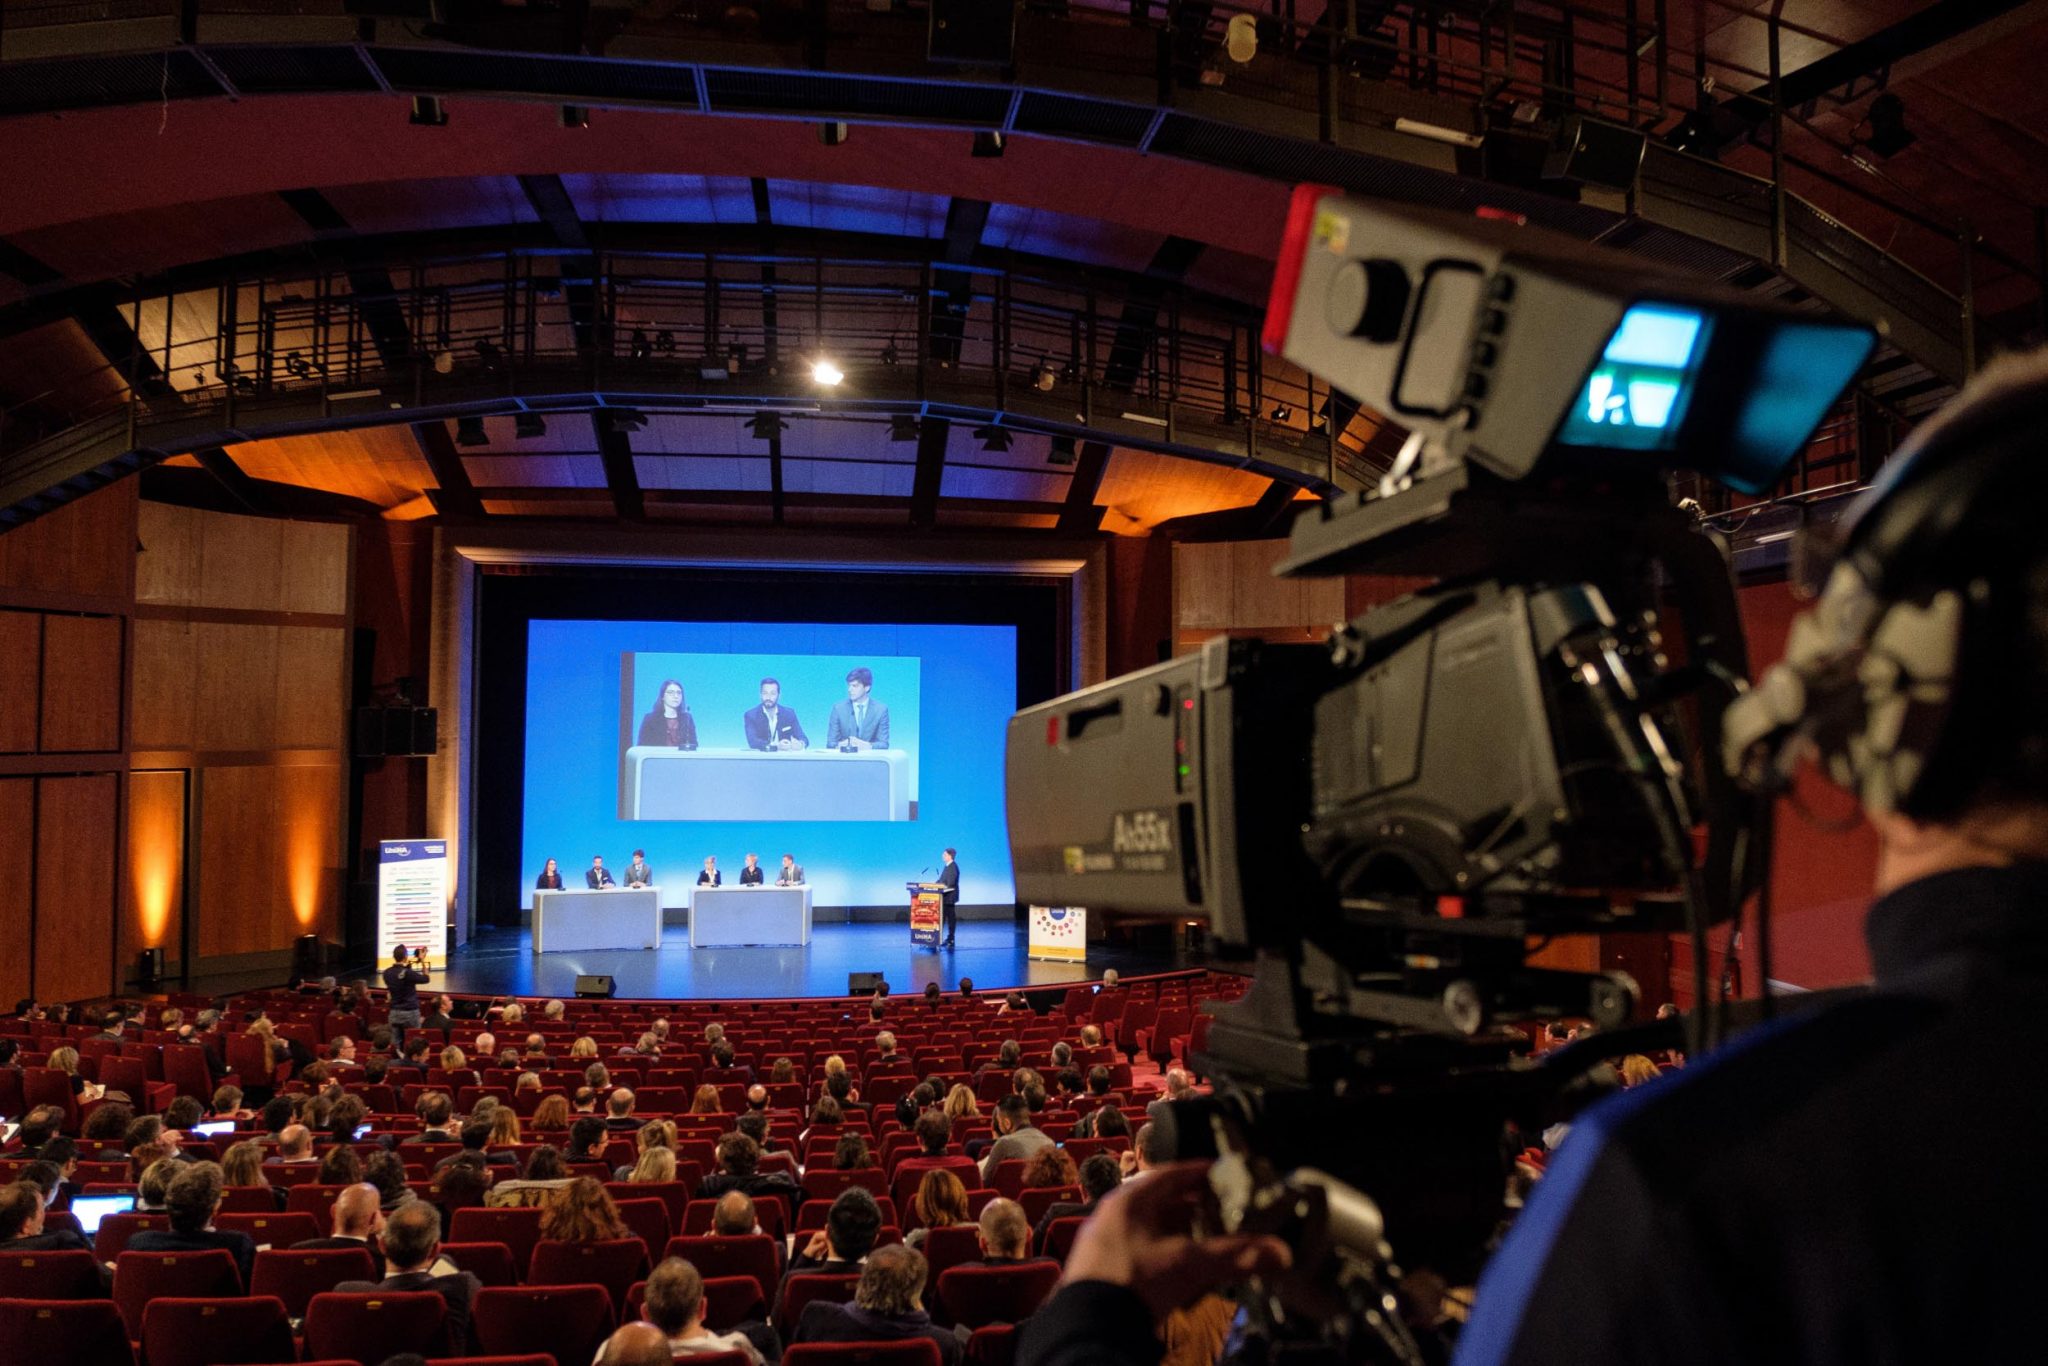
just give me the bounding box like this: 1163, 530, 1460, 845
907, 882, 946, 949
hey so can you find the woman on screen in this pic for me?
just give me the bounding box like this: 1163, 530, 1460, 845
637, 678, 699, 749
536, 858, 564, 891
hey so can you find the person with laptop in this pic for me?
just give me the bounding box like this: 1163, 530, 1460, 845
0, 1180, 105, 1289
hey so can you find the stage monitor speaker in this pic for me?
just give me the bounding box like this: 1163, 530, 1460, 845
928, 0, 1015, 65
412, 707, 438, 755
575, 974, 616, 999
136, 947, 164, 988
291, 934, 323, 983
849, 971, 886, 994
1542, 115, 1647, 190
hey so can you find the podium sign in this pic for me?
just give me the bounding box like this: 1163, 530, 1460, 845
1028, 906, 1086, 962
908, 882, 945, 948
378, 839, 449, 963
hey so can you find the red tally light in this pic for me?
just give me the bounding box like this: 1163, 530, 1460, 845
1435, 895, 1466, 919
1181, 698, 1194, 710
1475, 205, 1528, 226
1261, 183, 1344, 357
1045, 715, 1060, 745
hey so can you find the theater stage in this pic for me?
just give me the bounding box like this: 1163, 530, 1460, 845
431, 918, 1195, 1000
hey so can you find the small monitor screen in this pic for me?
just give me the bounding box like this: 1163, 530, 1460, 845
189, 1120, 236, 1138
68, 1194, 134, 1235
1557, 304, 1708, 452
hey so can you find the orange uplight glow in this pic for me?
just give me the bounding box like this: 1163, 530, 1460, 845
128, 771, 185, 946
287, 818, 322, 929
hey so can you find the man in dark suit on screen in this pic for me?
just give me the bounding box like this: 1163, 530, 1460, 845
743, 677, 809, 751
825, 666, 891, 751
938, 847, 960, 948
585, 855, 615, 889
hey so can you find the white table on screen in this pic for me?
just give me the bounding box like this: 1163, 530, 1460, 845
533, 887, 662, 952
626, 746, 910, 821
691, 885, 813, 947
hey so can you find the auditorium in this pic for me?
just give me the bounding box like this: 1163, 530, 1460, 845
1, 3, 2043, 1365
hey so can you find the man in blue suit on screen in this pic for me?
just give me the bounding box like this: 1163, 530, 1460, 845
825, 666, 891, 752
743, 677, 808, 751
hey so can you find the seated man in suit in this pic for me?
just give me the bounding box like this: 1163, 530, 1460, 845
793, 1244, 965, 1366
292, 1181, 388, 1278
623, 850, 655, 889
0, 1177, 94, 1255
825, 666, 891, 751
739, 852, 766, 885
777, 853, 805, 886
586, 855, 616, 889
336, 1197, 483, 1355
635, 1254, 769, 1365
743, 677, 808, 751
127, 1161, 258, 1289
777, 1186, 883, 1321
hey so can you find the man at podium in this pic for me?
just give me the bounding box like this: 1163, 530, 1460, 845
938, 847, 960, 948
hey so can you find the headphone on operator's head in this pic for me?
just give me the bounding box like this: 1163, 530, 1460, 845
1725, 347, 2048, 819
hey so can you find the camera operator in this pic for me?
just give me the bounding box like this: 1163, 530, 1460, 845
1455, 350, 2048, 1364
1020, 351, 2048, 1366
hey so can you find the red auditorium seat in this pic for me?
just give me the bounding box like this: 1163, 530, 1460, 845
140, 1295, 296, 1366
1018, 1185, 1081, 1225
776, 1270, 861, 1337
987, 1161, 1029, 1200
449, 1206, 546, 1276
935, 1262, 1060, 1329
919, 1223, 984, 1286
0, 1297, 135, 1366
161, 1047, 215, 1102
284, 1182, 349, 1223
699, 1276, 769, 1332
113, 1249, 244, 1337
527, 1236, 648, 1309
22, 1070, 78, 1132
665, 1232, 782, 1304
783, 1340, 943, 1366
303, 1289, 450, 1361
214, 1211, 322, 1245
607, 1179, 696, 1231
425, 1357, 560, 1366
215, 1185, 283, 1215
1038, 1215, 1086, 1261
611, 1194, 673, 1253
966, 1323, 1019, 1366
0, 1248, 104, 1300
249, 1245, 378, 1317
438, 1241, 522, 1287
472, 1284, 616, 1366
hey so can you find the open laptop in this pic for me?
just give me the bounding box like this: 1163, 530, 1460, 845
67, 1194, 135, 1236
189, 1120, 236, 1138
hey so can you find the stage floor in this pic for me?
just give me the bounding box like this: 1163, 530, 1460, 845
433, 919, 1193, 1001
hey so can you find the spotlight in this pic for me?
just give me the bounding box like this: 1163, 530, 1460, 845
1269, 403, 1293, 423
514, 413, 547, 440
409, 95, 447, 127
1224, 13, 1258, 63
819, 121, 850, 147
811, 357, 845, 387
889, 415, 922, 442
559, 104, 589, 129
431, 349, 454, 375
973, 423, 1013, 452
1863, 92, 1915, 158
1047, 436, 1077, 466
1031, 357, 1057, 391
747, 412, 789, 441
972, 130, 1006, 158
630, 329, 651, 362
454, 415, 488, 447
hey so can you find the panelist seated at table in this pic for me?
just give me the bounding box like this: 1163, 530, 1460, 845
697, 856, 721, 887
777, 853, 805, 886
586, 855, 616, 889
739, 853, 765, 886
623, 850, 655, 888
536, 858, 565, 891
742, 677, 809, 751
825, 666, 891, 752
636, 678, 699, 750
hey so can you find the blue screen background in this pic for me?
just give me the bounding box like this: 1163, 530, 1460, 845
522, 619, 1017, 910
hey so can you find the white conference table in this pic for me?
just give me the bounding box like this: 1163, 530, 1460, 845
533, 886, 662, 952
691, 884, 813, 947
625, 746, 910, 821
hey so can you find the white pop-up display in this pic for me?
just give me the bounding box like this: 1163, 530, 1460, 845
378, 839, 449, 962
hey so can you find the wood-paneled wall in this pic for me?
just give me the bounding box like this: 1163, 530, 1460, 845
1172, 538, 1348, 653
0, 482, 137, 1004
132, 502, 352, 977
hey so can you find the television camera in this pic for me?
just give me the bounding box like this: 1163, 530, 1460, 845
1004, 188, 1875, 1359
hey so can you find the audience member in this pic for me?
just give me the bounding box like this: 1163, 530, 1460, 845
981, 1095, 1052, 1185
779, 1187, 883, 1319
128, 1161, 258, 1287
293, 1181, 388, 1276
905, 1169, 970, 1251
698, 1132, 805, 1205
539, 1175, 631, 1243
631, 1255, 768, 1365
1035, 1153, 1121, 1246
336, 1198, 482, 1354
794, 1244, 962, 1366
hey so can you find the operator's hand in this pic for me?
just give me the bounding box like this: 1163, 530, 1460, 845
1061, 1161, 1291, 1318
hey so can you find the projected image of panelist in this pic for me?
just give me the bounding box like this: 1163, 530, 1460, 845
744, 677, 809, 751
739, 853, 765, 885
636, 678, 699, 749
698, 856, 721, 886
826, 667, 891, 752
536, 858, 565, 891
778, 854, 805, 885
586, 855, 615, 889
624, 850, 654, 888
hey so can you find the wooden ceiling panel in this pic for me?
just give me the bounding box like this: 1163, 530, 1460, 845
0, 318, 130, 415
461, 454, 607, 488
938, 509, 1061, 530
7, 194, 313, 286
225, 426, 433, 510
1094, 448, 1274, 534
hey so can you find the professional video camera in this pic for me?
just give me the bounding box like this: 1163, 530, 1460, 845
1004, 188, 1875, 1357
